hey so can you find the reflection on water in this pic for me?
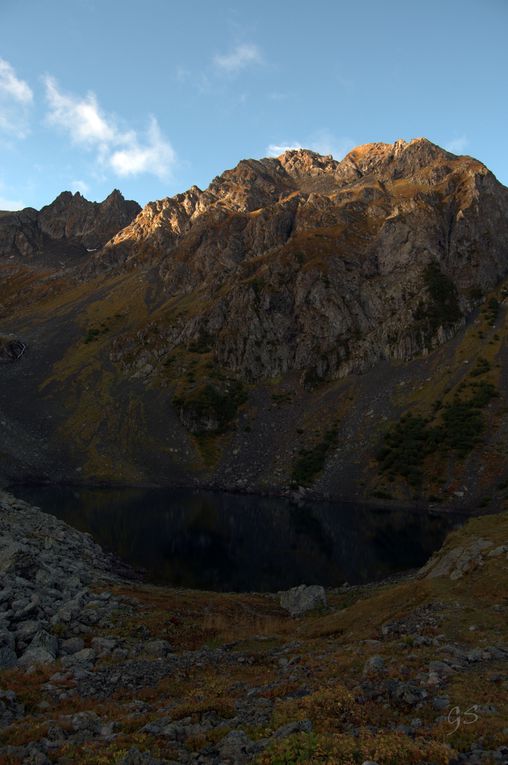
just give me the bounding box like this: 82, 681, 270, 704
12, 485, 465, 592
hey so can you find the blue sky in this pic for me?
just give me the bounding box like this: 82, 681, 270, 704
0, 0, 506, 210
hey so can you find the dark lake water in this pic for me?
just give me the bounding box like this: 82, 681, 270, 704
12, 485, 465, 592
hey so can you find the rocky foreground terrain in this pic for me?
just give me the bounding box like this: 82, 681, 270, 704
1, 491, 507, 764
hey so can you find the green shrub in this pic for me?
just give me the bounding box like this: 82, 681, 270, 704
173, 381, 247, 434
292, 428, 338, 486
486, 297, 500, 326
84, 328, 101, 344
469, 356, 490, 377
377, 380, 498, 486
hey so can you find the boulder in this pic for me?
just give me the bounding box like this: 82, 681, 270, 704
144, 639, 172, 658
18, 630, 58, 667
218, 730, 255, 764
0, 544, 39, 579
279, 585, 327, 616
363, 655, 386, 675
0, 645, 17, 669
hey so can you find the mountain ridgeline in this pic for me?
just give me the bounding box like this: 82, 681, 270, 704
1, 138, 508, 507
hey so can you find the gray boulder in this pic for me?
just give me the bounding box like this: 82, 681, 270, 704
61, 637, 85, 655
0, 543, 39, 579
218, 730, 255, 764
363, 655, 386, 675
71, 710, 101, 734
271, 719, 313, 739
279, 585, 327, 617
0, 645, 17, 669
144, 639, 172, 658
18, 629, 58, 667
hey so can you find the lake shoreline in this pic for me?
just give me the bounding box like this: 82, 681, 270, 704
4, 475, 481, 519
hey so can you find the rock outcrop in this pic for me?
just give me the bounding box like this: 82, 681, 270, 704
0, 335, 25, 363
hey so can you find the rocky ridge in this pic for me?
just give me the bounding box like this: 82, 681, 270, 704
0, 190, 141, 262
101, 138, 508, 383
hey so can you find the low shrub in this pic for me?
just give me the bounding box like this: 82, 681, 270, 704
291, 429, 337, 486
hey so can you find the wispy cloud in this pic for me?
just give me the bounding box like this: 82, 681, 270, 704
45, 76, 115, 146
213, 43, 262, 74
266, 131, 355, 160
0, 59, 32, 104
267, 142, 303, 156
0, 58, 33, 138
109, 116, 175, 178
43, 76, 176, 180
445, 135, 468, 154
70, 179, 90, 196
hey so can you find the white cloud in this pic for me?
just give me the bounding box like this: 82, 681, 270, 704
44, 76, 115, 146
0, 59, 33, 138
266, 142, 303, 157
444, 135, 468, 155
110, 117, 175, 179
266, 132, 355, 160
213, 43, 262, 74
70, 179, 90, 196
0, 59, 33, 104
43, 77, 176, 180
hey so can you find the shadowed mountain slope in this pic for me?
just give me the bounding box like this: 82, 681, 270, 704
1, 139, 508, 509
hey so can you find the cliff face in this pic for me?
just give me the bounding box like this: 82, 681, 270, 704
0, 190, 141, 261
2, 138, 508, 505
101, 139, 508, 382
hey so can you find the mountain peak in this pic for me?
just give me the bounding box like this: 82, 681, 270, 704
277, 148, 337, 175
103, 189, 125, 203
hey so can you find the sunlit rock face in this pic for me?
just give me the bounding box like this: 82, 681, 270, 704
101, 138, 508, 382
